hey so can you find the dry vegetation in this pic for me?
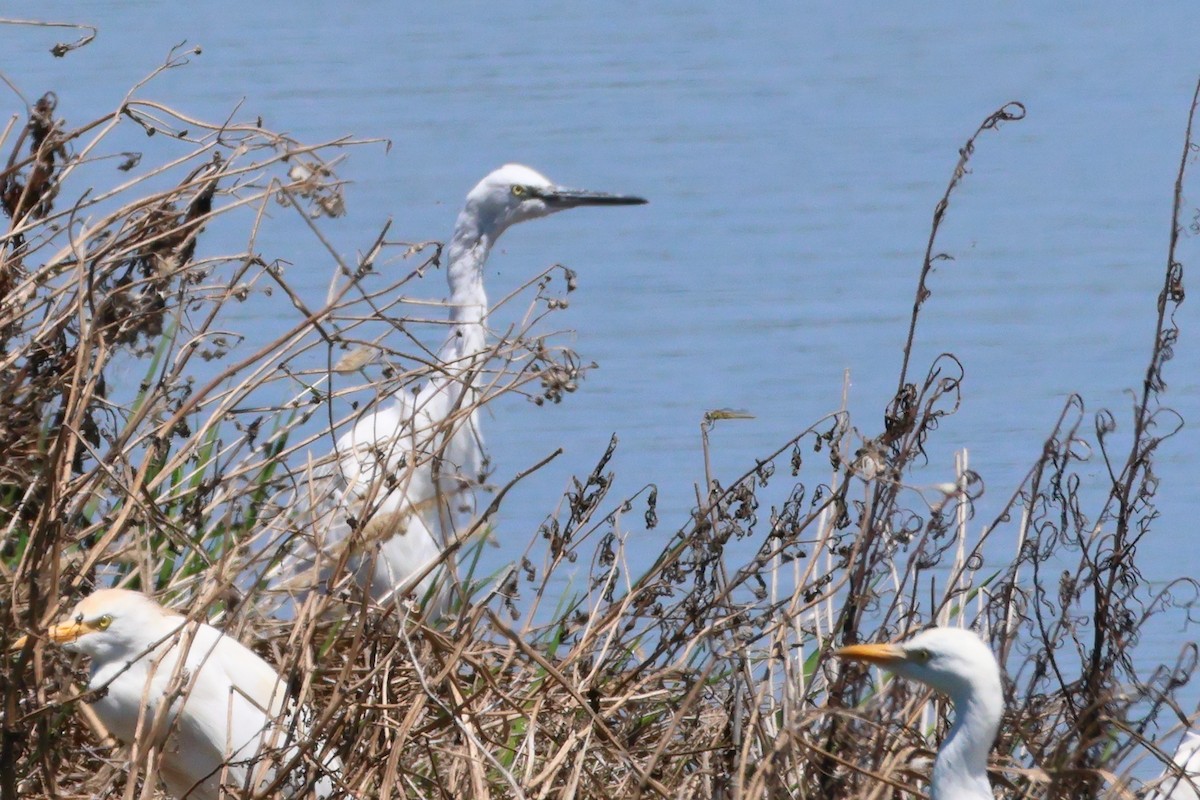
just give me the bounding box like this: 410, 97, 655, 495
2, 25, 1200, 800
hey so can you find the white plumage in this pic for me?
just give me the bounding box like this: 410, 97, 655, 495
1150, 731, 1200, 799
16, 589, 340, 799
277, 164, 646, 610
836, 626, 1003, 800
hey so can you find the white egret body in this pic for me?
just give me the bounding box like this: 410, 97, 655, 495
16, 589, 339, 799
1151, 731, 1200, 799
281, 165, 646, 609
836, 627, 1003, 800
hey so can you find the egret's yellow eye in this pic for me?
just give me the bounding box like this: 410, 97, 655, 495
511, 185, 526, 197
95, 614, 113, 631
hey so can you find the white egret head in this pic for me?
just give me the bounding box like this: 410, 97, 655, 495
837, 627, 1003, 800
838, 627, 1002, 704
461, 163, 647, 237
17, 589, 181, 664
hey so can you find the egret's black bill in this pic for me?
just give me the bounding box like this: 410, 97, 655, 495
543, 188, 648, 208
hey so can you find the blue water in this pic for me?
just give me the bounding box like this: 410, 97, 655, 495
5, 0, 1200, 758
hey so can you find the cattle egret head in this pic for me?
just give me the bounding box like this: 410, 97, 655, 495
837, 627, 1002, 800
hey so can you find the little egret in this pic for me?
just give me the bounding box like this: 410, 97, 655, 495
278, 164, 646, 610
13, 589, 340, 799
836, 627, 1003, 800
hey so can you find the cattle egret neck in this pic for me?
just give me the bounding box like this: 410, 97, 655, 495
278, 164, 646, 611
836, 627, 1003, 800
1150, 731, 1200, 799
14, 589, 339, 799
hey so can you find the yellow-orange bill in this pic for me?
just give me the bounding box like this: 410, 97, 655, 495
9, 620, 88, 653
835, 642, 906, 666
44, 621, 86, 645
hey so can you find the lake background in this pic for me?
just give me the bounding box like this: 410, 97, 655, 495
4, 1, 1200, 739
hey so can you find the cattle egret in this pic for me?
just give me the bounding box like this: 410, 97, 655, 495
836, 627, 1003, 800
278, 164, 646, 610
14, 589, 340, 799
1150, 731, 1200, 799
